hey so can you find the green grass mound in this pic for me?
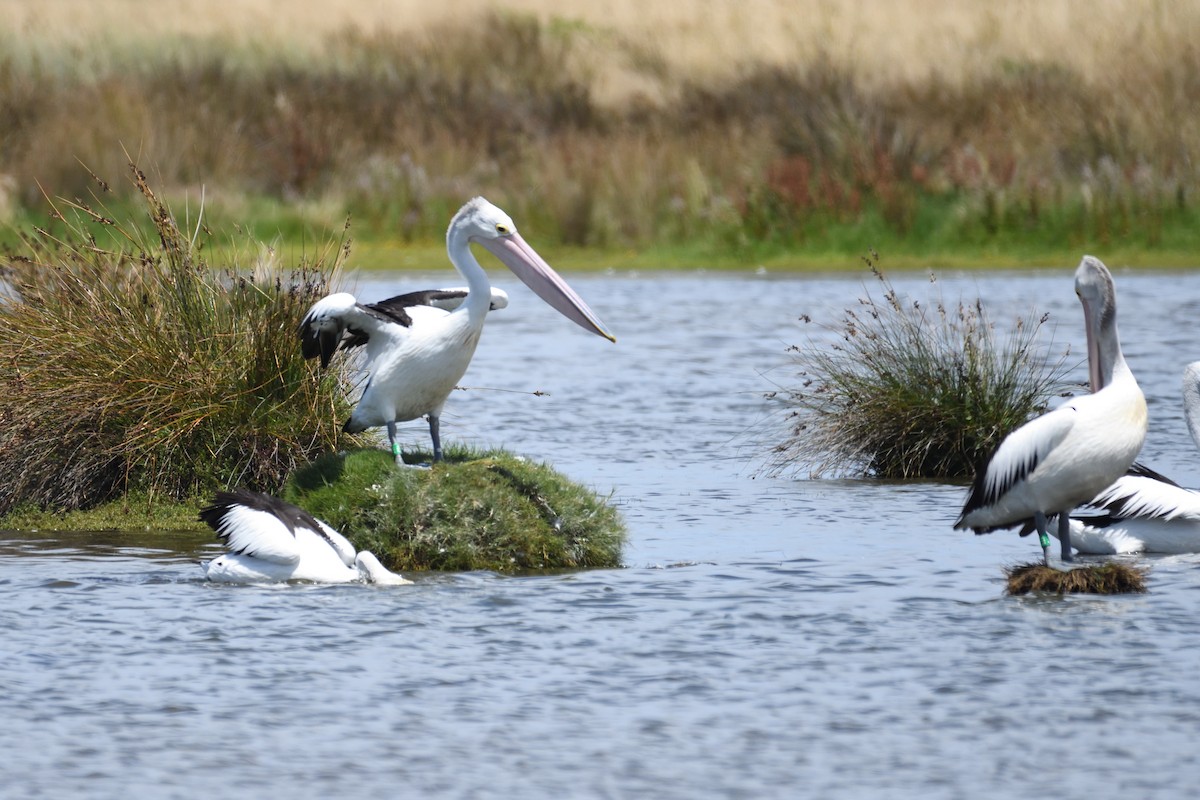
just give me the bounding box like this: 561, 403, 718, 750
283, 447, 626, 573
1004, 561, 1148, 596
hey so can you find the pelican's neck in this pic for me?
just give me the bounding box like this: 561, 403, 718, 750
446, 229, 493, 319
1099, 327, 1133, 390
1183, 363, 1200, 451
1087, 294, 1130, 392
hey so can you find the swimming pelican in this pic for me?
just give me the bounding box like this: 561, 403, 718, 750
954, 255, 1148, 565
300, 197, 614, 463
1064, 361, 1200, 554
199, 488, 412, 584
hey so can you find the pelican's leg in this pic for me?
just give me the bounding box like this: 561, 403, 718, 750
387, 421, 403, 466
1034, 511, 1052, 566
1057, 512, 1074, 563
428, 414, 443, 462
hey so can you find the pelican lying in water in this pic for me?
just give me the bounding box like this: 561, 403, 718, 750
300, 197, 614, 463
200, 488, 411, 584
954, 256, 1148, 565
1064, 361, 1200, 554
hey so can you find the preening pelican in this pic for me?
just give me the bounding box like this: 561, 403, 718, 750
300, 197, 614, 463
199, 488, 412, 584
954, 255, 1148, 565
1065, 361, 1200, 554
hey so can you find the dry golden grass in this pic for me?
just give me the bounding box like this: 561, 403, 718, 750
5, 0, 1197, 103
2, 0, 1197, 262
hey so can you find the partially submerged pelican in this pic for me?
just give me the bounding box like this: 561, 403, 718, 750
199, 488, 412, 584
1065, 361, 1200, 554
300, 197, 614, 463
954, 256, 1148, 565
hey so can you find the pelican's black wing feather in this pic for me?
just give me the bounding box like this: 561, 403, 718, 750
338, 290, 469, 351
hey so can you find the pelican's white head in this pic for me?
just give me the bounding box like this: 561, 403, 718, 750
355, 551, 413, 585
448, 197, 615, 342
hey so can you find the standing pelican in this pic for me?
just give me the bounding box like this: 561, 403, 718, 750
954, 256, 1147, 565
300, 197, 615, 463
199, 489, 412, 584
1065, 361, 1200, 554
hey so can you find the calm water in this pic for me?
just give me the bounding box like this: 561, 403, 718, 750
5, 267, 1200, 799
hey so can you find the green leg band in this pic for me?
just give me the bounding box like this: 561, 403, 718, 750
1038, 531, 1051, 550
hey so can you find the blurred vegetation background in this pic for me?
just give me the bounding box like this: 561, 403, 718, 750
1, 0, 1198, 267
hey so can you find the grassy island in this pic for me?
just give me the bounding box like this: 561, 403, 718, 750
285, 448, 626, 573
0, 168, 626, 572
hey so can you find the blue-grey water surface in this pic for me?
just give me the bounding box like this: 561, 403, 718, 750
5, 267, 1200, 799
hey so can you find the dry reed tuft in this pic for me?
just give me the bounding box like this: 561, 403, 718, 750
0, 7, 1198, 261
1005, 561, 1148, 596
0, 162, 358, 514
766, 253, 1073, 478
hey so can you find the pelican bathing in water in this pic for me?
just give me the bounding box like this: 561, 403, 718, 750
300, 198, 615, 463
1065, 361, 1200, 554
200, 489, 412, 584
954, 256, 1147, 565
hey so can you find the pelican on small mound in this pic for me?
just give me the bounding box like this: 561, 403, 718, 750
1066, 361, 1200, 554
300, 197, 614, 463
954, 255, 1148, 565
199, 488, 412, 585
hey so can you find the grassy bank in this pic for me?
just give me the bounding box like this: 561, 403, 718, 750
0, 493, 208, 533
1, 2, 1198, 268
11, 191, 1200, 272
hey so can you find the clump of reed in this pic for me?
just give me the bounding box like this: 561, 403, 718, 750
1005, 562, 1147, 596
0, 163, 357, 514
766, 254, 1073, 478
284, 447, 626, 573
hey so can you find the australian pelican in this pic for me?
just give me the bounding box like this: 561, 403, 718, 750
954, 256, 1148, 565
1064, 361, 1200, 554
300, 197, 614, 463
199, 488, 412, 584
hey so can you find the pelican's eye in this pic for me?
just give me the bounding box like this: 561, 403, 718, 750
496, 223, 510, 235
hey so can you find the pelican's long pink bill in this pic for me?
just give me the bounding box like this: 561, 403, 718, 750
479, 233, 616, 342
1081, 295, 1103, 393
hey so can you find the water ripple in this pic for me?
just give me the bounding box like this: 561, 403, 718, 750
5, 272, 1200, 798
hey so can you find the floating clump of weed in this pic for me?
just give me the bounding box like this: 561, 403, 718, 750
1005, 561, 1147, 596
766, 253, 1073, 479
0, 162, 359, 514
284, 447, 626, 573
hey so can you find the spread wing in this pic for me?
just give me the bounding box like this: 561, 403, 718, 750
1076, 462, 1200, 524
299, 292, 413, 368
301, 288, 509, 363
198, 489, 354, 566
